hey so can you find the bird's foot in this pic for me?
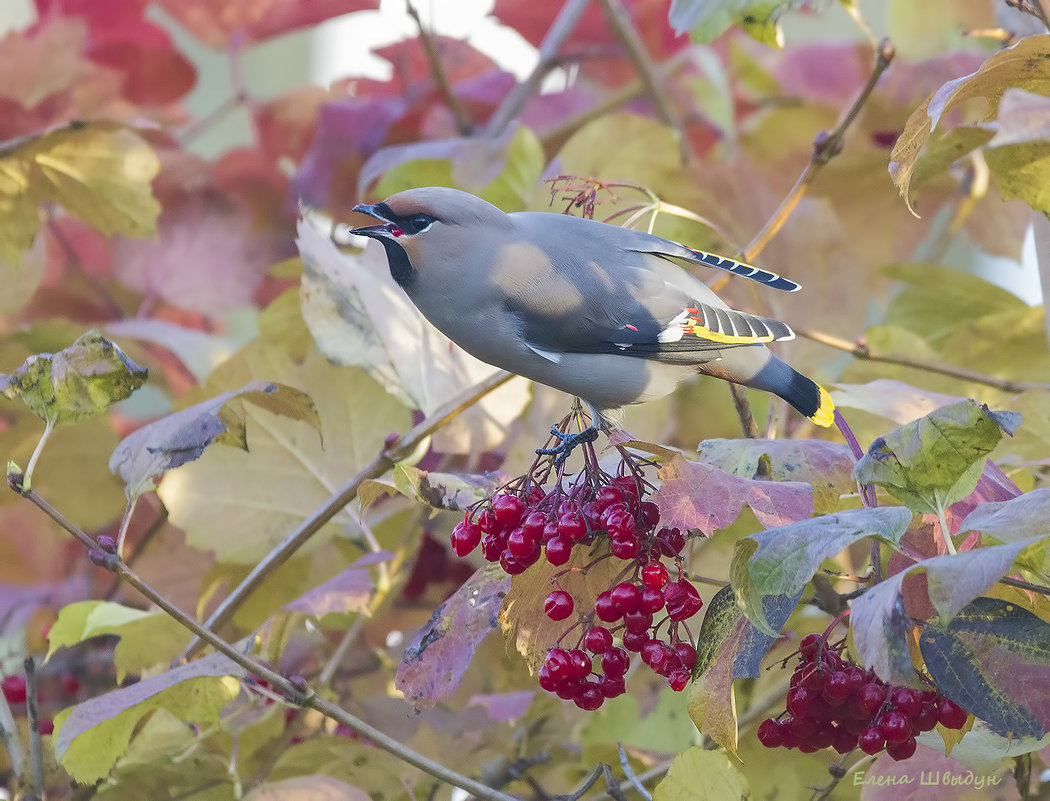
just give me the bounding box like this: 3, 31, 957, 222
536, 425, 600, 468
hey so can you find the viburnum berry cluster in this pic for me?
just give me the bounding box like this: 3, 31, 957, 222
448, 431, 704, 710
758, 633, 970, 761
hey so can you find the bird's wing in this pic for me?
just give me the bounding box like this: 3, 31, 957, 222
501, 215, 793, 361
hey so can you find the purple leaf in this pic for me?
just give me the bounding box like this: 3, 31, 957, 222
283, 552, 392, 616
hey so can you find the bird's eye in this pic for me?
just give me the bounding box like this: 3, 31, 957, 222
409, 214, 434, 233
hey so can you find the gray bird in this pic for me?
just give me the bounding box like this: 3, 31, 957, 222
349, 186, 833, 458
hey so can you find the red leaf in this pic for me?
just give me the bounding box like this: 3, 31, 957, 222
651, 453, 814, 533
155, 0, 379, 49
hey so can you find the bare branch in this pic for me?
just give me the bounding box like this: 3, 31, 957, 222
406, 1, 474, 135
23, 659, 43, 801
485, 0, 591, 137
618, 744, 652, 801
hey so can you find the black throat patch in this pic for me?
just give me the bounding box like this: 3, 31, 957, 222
376, 237, 415, 288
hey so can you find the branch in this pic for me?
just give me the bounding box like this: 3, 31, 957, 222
181, 369, 514, 659
741, 38, 896, 262
485, 0, 591, 137
596, 0, 693, 163
796, 326, 1045, 394
8, 479, 520, 801
406, 1, 474, 135
23, 659, 43, 801
728, 383, 760, 438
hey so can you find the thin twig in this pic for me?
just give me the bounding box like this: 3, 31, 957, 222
741, 38, 896, 262
617, 744, 652, 801
797, 326, 1043, 394
24, 659, 43, 801
539, 50, 693, 146
1000, 576, 1050, 595
406, 1, 473, 135
597, 0, 693, 163
729, 383, 760, 438
10, 485, 521, 801
485, 0, 591, 137
180, 369, 514, 659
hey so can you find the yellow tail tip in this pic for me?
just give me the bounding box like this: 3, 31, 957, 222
810, 385, 835, 428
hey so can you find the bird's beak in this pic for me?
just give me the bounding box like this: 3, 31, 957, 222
349, 203, 399, 239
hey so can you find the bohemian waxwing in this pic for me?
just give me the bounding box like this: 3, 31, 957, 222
349, 186, 834, 455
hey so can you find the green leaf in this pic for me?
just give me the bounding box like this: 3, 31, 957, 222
668, 0, 820, 46
109, 380, 320, 500
243, 776, 370, 801
852, 400, 1021, 514
653, 747, 749, 801
687, 586, 794, 753
985, 88, 1050, 215
731, 506, 912, 634
919, 597, 1050, 738
47, 601, 191, 682
958, 487, 1050, 543
1, 330, 147, 425
54, 651, 243, 783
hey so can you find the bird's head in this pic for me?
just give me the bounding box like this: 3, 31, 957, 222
350, 186, 509, 287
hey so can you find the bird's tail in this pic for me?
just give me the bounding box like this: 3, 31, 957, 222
747, 355, 835, 428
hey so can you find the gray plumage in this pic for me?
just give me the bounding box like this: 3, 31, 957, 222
349, 186, 834, 431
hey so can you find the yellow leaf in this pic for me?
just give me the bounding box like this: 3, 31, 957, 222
653, 747, 749, 801
0, 121, 160, 264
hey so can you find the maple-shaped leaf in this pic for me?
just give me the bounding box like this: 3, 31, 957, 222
852, 400, 1021, 515
920, 597, 1050, 739
957, 487, 1050, 544
652, 747, 749, 801
53, 651, 243, 783
0, 121, 160, 265
392, 464, 504, 512
852, 536, 1045, 686
1, 329, 147, 425
731, 506, 912, 635
890, 34, 1050, 215
697, 437, 856, 515
650, 453, 814, 535
397, 564, 510, 708
155, 0, 378, 49
687, 585, 797, 754
109, 380, 320, 501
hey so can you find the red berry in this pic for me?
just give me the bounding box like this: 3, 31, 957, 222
566, 649, 592, 680
622, 630, 648, 651
786, 686, 815, 719
1, 675, 26, 704
638, 501, 660, 530
599, 503, 628, 531
599, 674, 627, 698
822, 671, 853, 705
601, 648, 630, 676
811, 722, 835, 750
656, 527, 686, 555
574, 682, 604, 711
912, 702, 937, 733
935, 697, 968, 729
757, 718, 785, 748
545, 648, 571, 680
491, 494, 525, 528
878, 710, 911, 743
537, 664, 560, 692
641, 563, 669, 589
542, 519, 560, 543
450, 519, 481, 557
595, 486, 624, 512
798, 633, 823, 661
522, 511, 547, 536
60, 672, 81, 696
610, 582, 642, 614
832, 725, 859, 754
544, 590, 574, 621
584, 626, 613, 654
664, 579, 703, 621
476, 509, 500, 534
857, 726, 885, 755
558, 514, 587, 542
674, 642, 697, 670
480, 533, 504, 562
640, 640, 665, 668
507, 528, 541, 560
640, 587, 665, 613
885, 736, 917, 761
555, 681, 577, 700
37, 718, 54, 735
608, 514, 636, 541
594, 591, 621, 622
610, 537, 640, 559
855, 682, 887, 717
668, 669, 690, 691
891, 687, 921, 717
545, 536, 572, 565
623, 610, 653, 633
499, 551, 528, 574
